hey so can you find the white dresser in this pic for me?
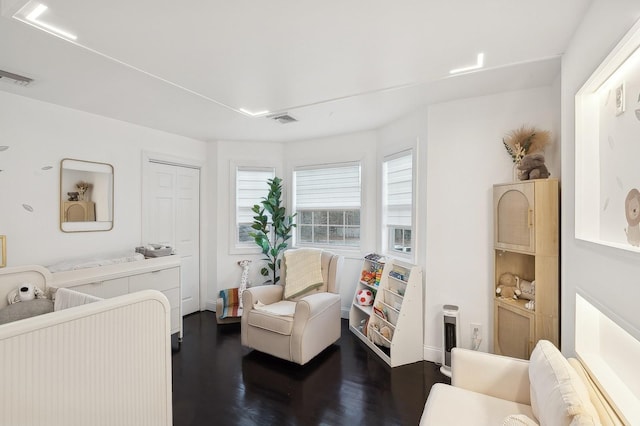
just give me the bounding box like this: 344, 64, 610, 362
50, 256, 182, 339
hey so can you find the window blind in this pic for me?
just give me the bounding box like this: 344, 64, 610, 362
384, 152, 412, 227
236, 167, 274, 224
294, 163, 361, 209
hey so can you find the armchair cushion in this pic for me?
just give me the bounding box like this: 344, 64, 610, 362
423, 383, 535, 425
529, 340, 599, 426
248, 309, 294, 335
283, 249, 324, 299
452, 348, 531, 405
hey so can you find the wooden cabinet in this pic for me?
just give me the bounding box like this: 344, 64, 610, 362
349, 255, 423, 367
493, 179, 559, 359
51, 257, 183, 339
62, 201, 96, 222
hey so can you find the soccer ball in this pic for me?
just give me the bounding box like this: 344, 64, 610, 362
356, 289, 374, 306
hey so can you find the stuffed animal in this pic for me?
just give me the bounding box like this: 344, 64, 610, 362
7, 283, 47, 304
496, 272, 521, 300
516, 277, 535, 300
517, 152, 550, 180
67, 192, 79, 201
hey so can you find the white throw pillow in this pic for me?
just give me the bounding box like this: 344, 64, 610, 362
529, 340, 600, 426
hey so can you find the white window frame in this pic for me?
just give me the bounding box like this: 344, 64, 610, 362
293, 161, 362, 250
229, 163, 275, 254
382, 150, 414, 260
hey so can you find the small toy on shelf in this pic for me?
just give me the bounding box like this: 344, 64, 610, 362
516, 277, 535, 300
496, 272, 521, 300
356, 288, 374, 306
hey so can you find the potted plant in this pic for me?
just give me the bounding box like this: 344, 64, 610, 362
249, 176, 296, 285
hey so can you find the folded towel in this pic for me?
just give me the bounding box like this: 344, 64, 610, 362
54, 288, 103, 311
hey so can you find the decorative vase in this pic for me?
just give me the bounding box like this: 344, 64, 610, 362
512, 163, 520, 181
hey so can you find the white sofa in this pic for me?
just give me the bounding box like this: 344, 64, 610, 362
420, 340, 623, 425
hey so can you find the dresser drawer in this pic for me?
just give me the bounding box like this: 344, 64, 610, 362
129, 267, 179, 292
72, 277, 129, 298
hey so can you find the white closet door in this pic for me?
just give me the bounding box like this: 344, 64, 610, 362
146, 162, 200, 315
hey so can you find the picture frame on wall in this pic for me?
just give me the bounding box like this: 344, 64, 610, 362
0, 235, 5, 268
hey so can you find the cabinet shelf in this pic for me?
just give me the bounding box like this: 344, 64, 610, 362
349, 255, 423, 367
353, 303, 372, 316
359, 280, 379, 290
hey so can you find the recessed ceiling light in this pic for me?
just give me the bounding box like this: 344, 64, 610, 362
239, 108, 270, 117
449, 53, 485, 75
15, 2, 78, 41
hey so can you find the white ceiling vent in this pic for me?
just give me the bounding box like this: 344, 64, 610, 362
0, 70, 33, 86
267, 113, 298, 124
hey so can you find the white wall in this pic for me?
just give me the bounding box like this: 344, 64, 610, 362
561, 1, 640, 355
0, 91, 208, 267
424, 86, 558, 361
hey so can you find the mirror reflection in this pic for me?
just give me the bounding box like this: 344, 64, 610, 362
60, 158, 113, 232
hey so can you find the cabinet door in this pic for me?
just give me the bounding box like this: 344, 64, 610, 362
494, 183, 535, 253
71, 277, 129, 298
494, 300, 534, 360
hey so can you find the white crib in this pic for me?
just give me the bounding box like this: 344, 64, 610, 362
0, 265, 173, 426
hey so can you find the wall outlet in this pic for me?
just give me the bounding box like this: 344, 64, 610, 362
470, 323, 482, 350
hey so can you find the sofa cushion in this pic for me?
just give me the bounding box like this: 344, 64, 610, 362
247, 308, 294, 335
529, 340, 599, 426
420, 383, 536, 425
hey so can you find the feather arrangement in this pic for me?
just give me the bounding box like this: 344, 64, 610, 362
503, 126, 551, 163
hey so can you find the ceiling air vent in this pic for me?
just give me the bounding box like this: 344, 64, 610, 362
267, 113, 298, 124
0, 70, 33, 86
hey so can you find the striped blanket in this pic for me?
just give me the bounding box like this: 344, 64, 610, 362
219, 288, 243, 319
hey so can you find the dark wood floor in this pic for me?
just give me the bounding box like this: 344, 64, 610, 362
172, 311, 449, 426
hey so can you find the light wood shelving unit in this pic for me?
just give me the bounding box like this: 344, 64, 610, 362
349, 255, 423, 367
493, 179, 559, 359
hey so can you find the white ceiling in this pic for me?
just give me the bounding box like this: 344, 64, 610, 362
0, 0, 592, 142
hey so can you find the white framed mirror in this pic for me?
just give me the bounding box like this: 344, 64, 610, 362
60, 158, 114, 232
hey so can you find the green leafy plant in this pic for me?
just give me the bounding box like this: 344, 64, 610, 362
249, 176, 296, 285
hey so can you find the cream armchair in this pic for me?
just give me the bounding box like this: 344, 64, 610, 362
241, 250, 342, 365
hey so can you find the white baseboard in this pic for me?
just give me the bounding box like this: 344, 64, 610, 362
341, 308, 350, 319
204, 299, 217, 312
424, 345, 442, 364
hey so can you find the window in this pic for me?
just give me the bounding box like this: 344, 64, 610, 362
383, 151, 413, 255
294, 162, 361, 247
235, 166, 275, 246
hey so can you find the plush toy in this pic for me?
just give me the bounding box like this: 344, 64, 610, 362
67, 192, 79, 201
496, 272, 521, 300
517, 152, 550, 180
380, 326, 392, 341
7, 283, 47, 304
516, 277, 535, 300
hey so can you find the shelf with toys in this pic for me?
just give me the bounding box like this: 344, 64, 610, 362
348, 254, 423, 367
